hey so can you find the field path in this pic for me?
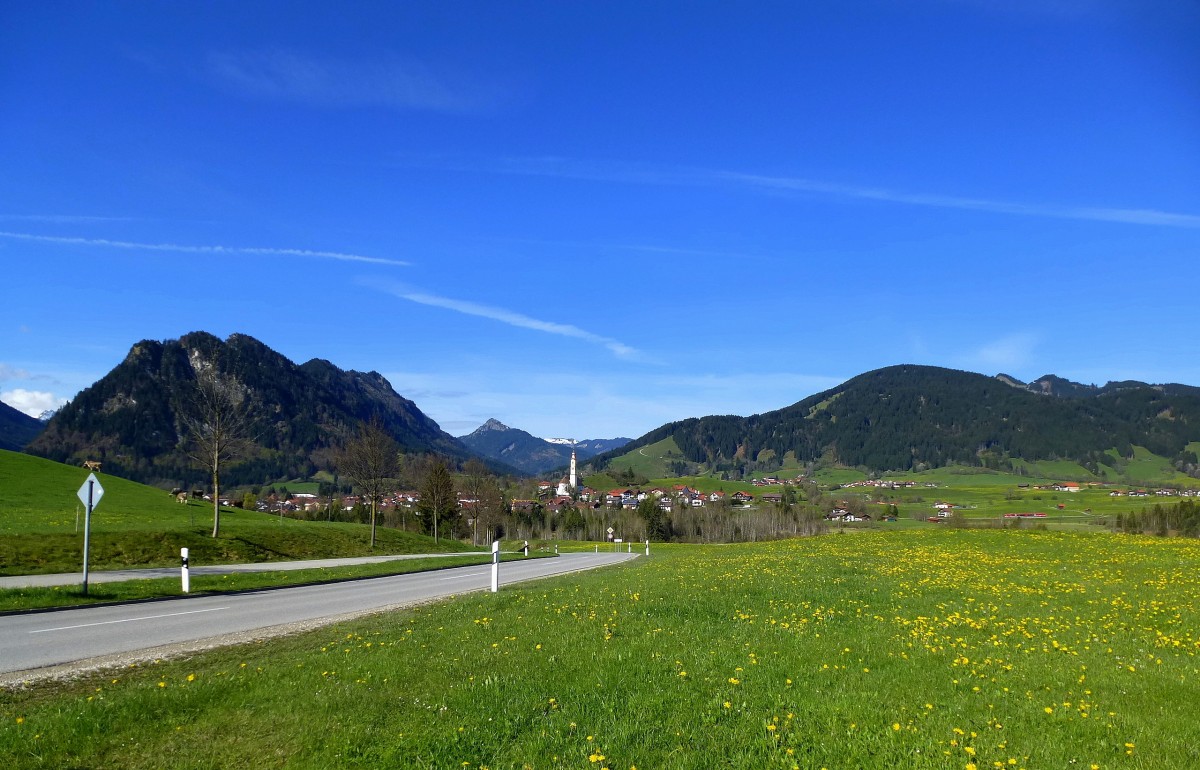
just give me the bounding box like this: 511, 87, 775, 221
0, 552, 637, 683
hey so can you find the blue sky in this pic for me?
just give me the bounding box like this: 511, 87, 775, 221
2, 1, 1198, 439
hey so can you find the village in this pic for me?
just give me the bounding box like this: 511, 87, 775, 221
190, 472, 1200, 532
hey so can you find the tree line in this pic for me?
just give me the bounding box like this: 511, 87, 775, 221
1110, 499, 1200, 538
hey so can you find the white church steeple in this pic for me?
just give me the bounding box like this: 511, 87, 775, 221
556, 440, 577, 497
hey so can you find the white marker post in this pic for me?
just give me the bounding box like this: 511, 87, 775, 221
76, 473, 105, 597
490, 540, 500, 593
181, 547, 190, 593
523, 540, 529, 556
645, 539, 650, 556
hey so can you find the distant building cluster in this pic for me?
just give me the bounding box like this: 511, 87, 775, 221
1107, 488, 1197, 498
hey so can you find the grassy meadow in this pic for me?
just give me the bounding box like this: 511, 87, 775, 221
3, 528, 1198, 768
0, 449, 475, 575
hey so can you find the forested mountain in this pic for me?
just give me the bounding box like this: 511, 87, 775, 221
25, 332, 476, 487
0, 400, 43, 451
588, 365, 1200, 477
458, 419, 631, 475
1004, 373, 1175, 399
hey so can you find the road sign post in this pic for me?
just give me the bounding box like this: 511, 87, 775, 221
181, 547, 190, 593
76, 473, 104, 596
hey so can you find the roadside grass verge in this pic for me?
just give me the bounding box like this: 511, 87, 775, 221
0, 523, 477, 576
0, 553, 552, 613
3, 529, 1198, 768
0, 450, 475, 575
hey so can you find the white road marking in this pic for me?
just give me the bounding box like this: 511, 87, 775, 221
439, 571, 488, 581
31, 606, 230, 634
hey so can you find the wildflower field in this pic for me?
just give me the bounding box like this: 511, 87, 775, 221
3, 529, 1198, 769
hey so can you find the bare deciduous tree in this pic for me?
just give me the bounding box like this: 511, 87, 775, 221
337, 417, 400, 548
182, 365, 255, 538
461, 458, 505, 545
418, 457, 457, 545
476, 477, 506, 544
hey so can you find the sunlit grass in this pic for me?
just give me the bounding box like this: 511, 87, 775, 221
0, 449, 474, 574
3, 529, 1197, 768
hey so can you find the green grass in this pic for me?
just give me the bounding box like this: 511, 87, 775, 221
0, 450, 474, 575
3, 529, 1198, 768
810, 466, 868, 485
0, 553, 552, 612
263, 480, 321, 495
1119, 446, 1188, 484
603, 436, 687, 479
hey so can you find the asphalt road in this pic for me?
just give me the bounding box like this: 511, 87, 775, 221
0, 551, 495, 589
0, 552, 636, 678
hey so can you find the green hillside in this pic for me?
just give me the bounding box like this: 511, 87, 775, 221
0, 400, 42, 451
0, 450, 472, 575
587, 365, 1200, 479
603, 436, 688, 479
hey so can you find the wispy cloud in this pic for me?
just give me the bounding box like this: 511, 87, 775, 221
721, 171, 1200, 228
965, 332, 1040, 371
381, 366, 846, 438
207, 49, 503, 113
0, 214, 137, 224
0, 231, 409, 267
485, 156, 1200, 229
491, 235, 765, 262
0, 364, 32, 381
372, 281, 642, 359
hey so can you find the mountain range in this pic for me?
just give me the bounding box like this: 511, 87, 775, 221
9, 332, 1200, 487
0, 401, 42, 452
587, 365, 1200, 478
457, 419, 631, 475
24, 331, 477, 487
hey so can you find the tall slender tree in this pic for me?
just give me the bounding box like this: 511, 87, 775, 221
476, 477, 506, 544
418, 457, 457, 544
337, 417, 401, 548
181, 365, 255, 538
